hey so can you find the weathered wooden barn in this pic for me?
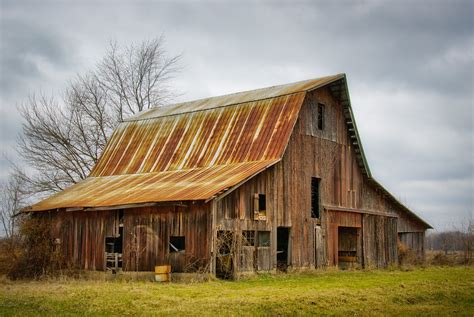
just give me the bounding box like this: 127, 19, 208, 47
27, 74, 431, 277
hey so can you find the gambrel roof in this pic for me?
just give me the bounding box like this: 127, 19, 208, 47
26, 74, 430, 228
29, 74, 342, 211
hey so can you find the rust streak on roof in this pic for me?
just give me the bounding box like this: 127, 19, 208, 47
90, 92, 306, 177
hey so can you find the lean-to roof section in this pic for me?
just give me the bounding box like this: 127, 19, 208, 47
28, 160, 278, 211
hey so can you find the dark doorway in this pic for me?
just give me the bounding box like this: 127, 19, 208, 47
216, 231, 234, 279
337, 226, 359, 269
277, 227, 290, 271
105, 210, 124, 271
105, 226, 123, 271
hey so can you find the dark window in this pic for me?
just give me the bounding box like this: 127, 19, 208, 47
169, 236, 185, 253
118, 209, 124, 227
258, 231, 271, 247
311, 177, 320, 218
258, 194, 266, 212
317, 103, 325, 130
242, 231, 255, 246
254, 193, 267, 220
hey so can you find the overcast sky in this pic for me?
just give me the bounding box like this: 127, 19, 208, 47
0, 0, 472, 230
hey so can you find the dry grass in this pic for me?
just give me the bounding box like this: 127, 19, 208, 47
0, 266, 473, 316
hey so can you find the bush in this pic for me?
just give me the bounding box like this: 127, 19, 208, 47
398, 242, 420, 267
6, 215, 66, 280
429, 252, 454, 266
0, 237, 20, 275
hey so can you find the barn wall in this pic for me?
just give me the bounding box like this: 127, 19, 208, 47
216, 87, 418, 272
397, 211, 427, 233
398, 232, 425, 259
395, 211, 426, 257
47, 210, 117, 271
362, 214, 399, 268
46, 203, 210, 272
122, 203, 210, 272
44, 85, 426, 274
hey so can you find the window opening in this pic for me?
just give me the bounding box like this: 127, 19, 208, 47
311, 177, 321, 218
118, 209, 124, 227
242, 230, 255, 246
258, 231, 271, 247
169, 236, 185, 253
254, 193, 267, 220
317, 103, 325, 130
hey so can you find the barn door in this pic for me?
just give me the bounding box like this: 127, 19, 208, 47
315, 225, 324, 268
216, 231, 235, 279
337, 226, 360, 269
277, 227, 290, 271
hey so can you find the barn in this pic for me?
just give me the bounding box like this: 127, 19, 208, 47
26, 73, 431, 277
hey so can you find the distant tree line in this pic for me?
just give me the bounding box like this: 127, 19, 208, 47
425, 220, 473, 264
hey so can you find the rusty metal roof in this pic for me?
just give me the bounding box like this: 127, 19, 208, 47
30, 74, 343, 212
90, 92, 306, 177
28, 160, 278, 211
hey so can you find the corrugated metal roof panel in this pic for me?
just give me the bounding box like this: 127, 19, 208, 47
28, 160, 279, 211
90, 92, 305, 176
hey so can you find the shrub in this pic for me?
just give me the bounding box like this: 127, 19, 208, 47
0, 237, 20, 275
398, 242, 421, 267
429, 251, 453, 266
7, 215, 66, 280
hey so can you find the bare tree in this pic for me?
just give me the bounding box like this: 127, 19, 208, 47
0, 172, 27, 239
16, 37, 181, 195
99, 37, 180, 120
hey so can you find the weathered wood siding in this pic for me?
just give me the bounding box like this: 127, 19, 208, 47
362, 215, 398, 268
122, 204, 210, 272
398, 232, 425, 259
216, 87, 421, 272
46, 203, 210, 272
394, 205, 426, 256
46, 210, 118, 271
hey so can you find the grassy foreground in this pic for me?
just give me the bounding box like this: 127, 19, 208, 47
0, 266, 473, 316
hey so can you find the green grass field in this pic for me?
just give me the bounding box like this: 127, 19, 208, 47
0, 266, 473, 316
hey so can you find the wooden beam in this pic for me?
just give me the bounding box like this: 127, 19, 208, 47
324, 205, 398, 218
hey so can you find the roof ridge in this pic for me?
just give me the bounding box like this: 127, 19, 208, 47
124, 74, 345, 122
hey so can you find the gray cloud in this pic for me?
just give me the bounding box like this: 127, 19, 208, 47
0, 16, 74, 98
0, 0, 472, 230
